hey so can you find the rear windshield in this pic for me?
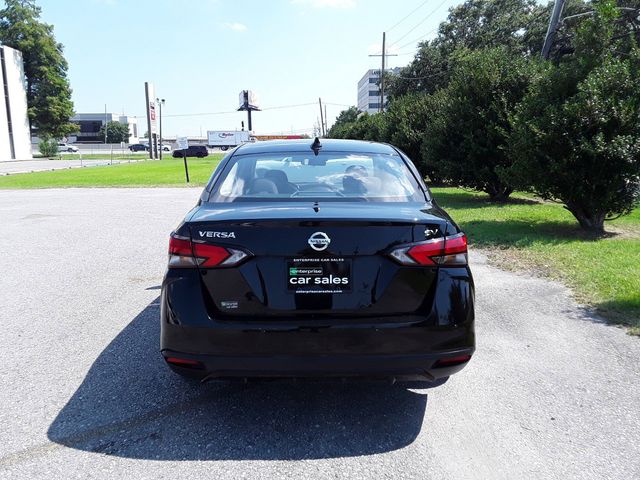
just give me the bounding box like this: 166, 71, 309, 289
208, 151, 425, 202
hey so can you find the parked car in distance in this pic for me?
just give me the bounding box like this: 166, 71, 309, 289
161, 144, 171, 152
172, 145, 208, 158
161, 138, 475, 383
128, 144, 148, 152
57, 143, 79, 153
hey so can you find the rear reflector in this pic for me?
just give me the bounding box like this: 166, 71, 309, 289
168, 233, 250, 268
433, 354, 472, 368
164, 356, 205, 369
389, 233, 468, 266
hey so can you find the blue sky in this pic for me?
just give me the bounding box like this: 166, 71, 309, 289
33, 0, 461, 137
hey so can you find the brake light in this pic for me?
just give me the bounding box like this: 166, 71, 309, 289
192, 243, 230, 267
168, 233, 250, 268
389, 233, 468, 266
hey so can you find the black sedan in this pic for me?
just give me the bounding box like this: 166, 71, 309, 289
128, 144, 148, 152
172, 145, 208, 158
161, 139, 474, 382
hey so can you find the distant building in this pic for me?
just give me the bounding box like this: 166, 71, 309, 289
68, 113, 138, 144
357, 67, 402, 114
0, 45, 32, 160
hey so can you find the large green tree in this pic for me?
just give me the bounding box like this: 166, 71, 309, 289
0, 0, 75, 138
388, 0, 550, 98
421, 47, 539, 200
99, 121, 130, 144
327, 106, 359, 138
381, 93, 441, 182
327, 110, 385, 142
506, 0, 640, 232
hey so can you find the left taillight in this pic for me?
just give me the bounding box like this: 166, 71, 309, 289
168, 233, 250, 268
389, 233, 468, 266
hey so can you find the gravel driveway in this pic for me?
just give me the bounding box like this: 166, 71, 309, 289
0, 188, 638, 480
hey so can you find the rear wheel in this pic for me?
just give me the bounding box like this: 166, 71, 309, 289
220, 146, 229, 151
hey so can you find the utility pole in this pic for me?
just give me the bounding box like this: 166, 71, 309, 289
542, 0, 566, 59
157, 98, 165, 159
380, 32, 385, 113
318, 98, 325, 137
324, 104, 328, 135
368, 32, 397, 113
104, 104, 108, 144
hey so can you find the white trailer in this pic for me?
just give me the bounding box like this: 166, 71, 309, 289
207, 130, 251, 151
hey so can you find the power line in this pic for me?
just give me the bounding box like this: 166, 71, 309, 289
325, 102, 353, 108
386, 0, 430, 33
396, 26, 439, 50
389, 0, 448, 48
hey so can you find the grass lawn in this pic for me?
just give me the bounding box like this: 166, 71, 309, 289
432, 188, 640, 334
0, 156, 223, 188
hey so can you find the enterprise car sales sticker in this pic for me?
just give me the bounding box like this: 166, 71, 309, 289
287, 258, 351, 294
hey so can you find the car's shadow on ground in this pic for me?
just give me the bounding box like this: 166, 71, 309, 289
47, 298, 441, 460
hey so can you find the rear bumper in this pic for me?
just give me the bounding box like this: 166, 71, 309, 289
161, 349, 474, 381
160, 315, 475, 381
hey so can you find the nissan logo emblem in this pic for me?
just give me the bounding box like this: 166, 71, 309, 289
308, 232, 331, 251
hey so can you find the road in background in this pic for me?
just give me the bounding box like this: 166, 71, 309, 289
29, 144, 226, 156
0, 189, 638, 480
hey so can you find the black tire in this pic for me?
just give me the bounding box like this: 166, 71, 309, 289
220, 146, 228, 151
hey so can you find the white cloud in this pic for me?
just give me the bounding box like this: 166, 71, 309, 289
291, 0, 356, 8
223, 22, 248, 32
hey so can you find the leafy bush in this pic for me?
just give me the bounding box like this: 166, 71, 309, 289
382, 93, 442, 182
38, 138, 59, 157
328, 111, 385, 142
506, 1, 640, 232
421, 47, 539, 200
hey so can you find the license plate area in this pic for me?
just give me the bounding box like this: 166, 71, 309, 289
287, 258, 351, 294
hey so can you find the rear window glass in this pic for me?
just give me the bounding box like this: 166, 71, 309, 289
209, 151, 424, 202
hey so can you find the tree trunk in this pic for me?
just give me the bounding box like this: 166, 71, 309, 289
565, 203, 606, 233
485, 185, 514, 201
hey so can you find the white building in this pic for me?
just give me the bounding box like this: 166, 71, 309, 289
357, 68, 402, 115
0, 45, 32, 160
68, 113, 138, 144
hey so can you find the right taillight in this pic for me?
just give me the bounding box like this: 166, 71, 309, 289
389, 233, 468, 266
168, 233, 250, 268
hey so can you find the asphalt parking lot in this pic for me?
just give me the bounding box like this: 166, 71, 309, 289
0, 188, 638, 480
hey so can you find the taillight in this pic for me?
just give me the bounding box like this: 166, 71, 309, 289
389, 233, 468, 266
168, 233, 250, 268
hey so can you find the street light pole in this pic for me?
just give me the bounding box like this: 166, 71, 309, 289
541, 0, 566, 59
157, 98, 165, 160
